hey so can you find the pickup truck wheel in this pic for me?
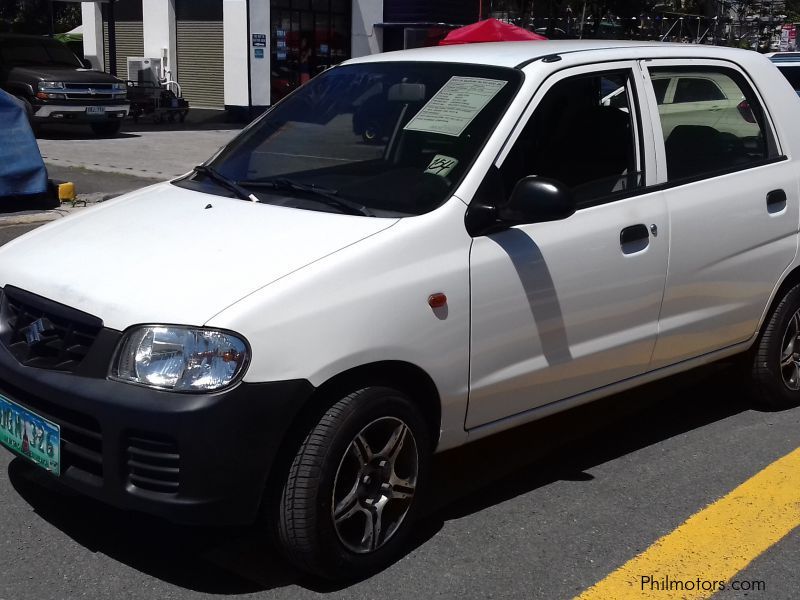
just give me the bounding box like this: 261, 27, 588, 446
276, 386, 430, 580
90, 121, 122, 137
750, 283, 800, 409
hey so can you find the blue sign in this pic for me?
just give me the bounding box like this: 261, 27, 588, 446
254, 48, 264, 59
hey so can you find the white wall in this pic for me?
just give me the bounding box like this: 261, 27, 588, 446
223, 0, 249, 107
142, 0, 176, 82
249, 1, 270, 106
81, 2, 104, 70
352, 0, 383, 58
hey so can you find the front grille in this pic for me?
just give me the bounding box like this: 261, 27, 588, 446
62, 84, 120, 101
65, 93, 114, 100
0, 286, 103, 373
126, 433, 180, 494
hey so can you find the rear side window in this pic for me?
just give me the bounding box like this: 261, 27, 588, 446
648, 66, 777, 182
672, 78, 726, 103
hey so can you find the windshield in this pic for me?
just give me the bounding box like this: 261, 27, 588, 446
0, 39, 81, 67
180, 62, 522, 217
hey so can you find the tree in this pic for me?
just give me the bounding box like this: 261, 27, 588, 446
0, 0, 81, 35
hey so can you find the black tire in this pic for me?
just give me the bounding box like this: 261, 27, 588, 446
276, 386, 430, 580
361, 122, 380, 144
750, 282, 800, 409
90, 121, 122, 137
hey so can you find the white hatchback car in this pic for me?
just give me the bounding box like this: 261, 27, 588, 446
0, 41, 799, 579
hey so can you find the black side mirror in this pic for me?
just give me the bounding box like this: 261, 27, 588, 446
498, 176, 576, 225
80, 58, 93, 69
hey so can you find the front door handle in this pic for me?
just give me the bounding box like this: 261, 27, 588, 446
620, 224, 649, 254
767, 189, 787, 213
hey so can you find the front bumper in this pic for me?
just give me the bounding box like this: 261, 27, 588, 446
32, 102, 129, 122
0, 330, 314, 525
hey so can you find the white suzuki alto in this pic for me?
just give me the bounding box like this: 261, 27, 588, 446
1, 41, 799, 579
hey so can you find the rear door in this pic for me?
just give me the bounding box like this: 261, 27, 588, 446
642, 59, 800, 368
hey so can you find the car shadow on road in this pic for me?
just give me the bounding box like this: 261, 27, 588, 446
8, 362, 752, 595
422, 363, 750, 522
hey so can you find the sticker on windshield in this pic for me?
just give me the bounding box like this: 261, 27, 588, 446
424, 155, 459, 177
404, 76, 508, 137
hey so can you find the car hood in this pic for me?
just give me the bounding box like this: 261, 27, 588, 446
9, 65, 123, 84
0, 183, 398, 331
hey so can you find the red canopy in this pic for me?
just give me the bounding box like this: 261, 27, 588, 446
439, 18, 547, 45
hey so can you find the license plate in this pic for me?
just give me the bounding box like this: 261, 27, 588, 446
0, 395, 60, 476
86, 106, 105, 115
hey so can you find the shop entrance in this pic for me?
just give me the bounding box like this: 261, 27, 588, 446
270, 0, 350, 103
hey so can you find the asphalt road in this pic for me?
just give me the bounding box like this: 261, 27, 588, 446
0, 226, 798, 599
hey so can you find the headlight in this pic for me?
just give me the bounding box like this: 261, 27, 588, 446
37, 81, 65, 90
112, 326, 249, 392
112, 82, 127, 91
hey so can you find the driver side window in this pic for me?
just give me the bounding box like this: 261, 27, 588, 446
498, 69, 643, 209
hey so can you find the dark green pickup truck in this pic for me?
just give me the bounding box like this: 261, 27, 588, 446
0, 33, 129, 137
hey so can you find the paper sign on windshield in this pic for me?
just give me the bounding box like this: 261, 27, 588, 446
404, 76, 507, 137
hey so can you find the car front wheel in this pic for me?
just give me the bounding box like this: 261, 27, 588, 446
276, 386, 430, 580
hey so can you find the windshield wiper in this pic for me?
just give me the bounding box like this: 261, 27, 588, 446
239, 178, 374, 217
192, 165, 259, 202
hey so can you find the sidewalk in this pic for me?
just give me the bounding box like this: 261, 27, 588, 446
0, 164, 164, 227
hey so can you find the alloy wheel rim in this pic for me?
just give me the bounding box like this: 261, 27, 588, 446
331, 416, 419, 554
780, 310, 800, 390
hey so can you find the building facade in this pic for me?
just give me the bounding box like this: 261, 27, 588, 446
81, 0, 479, 116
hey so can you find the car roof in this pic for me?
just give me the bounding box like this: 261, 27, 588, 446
345, 40, 763, 69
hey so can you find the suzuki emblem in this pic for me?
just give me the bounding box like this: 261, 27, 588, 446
23, 318, 52, 346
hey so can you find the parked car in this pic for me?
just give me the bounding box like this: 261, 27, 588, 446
770, 53, 800, 96
603, 69, 762, 140
0, 33, 129, 137
1, 41, 799, 580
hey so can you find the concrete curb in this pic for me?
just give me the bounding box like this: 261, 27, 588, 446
0, 198, 104, 227
42, 156, 184, 180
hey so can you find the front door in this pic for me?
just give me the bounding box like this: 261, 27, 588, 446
467, 63, 669, 428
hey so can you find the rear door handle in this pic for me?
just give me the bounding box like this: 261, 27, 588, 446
620, 224, 650, 254
767, 189, 787, 213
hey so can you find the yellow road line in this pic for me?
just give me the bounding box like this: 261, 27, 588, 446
576, 447, 800, 599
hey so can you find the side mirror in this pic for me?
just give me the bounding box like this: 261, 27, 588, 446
497, 176, 576, 225
80, 58, 93, 69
